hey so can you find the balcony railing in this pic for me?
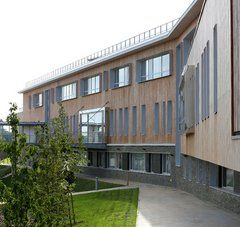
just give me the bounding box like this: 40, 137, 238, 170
24, 18, 179, 90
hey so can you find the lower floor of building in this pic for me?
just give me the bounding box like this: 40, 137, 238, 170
82, 144, 240, 215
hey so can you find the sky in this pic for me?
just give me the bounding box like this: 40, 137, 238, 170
0, 0, 193, 120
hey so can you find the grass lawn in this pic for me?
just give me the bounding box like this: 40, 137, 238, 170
73, 188, 139, 227
74, 177, 123, 192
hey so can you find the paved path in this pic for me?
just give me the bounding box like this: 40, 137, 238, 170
78, 174, 240, 226
136, 184, 240, 227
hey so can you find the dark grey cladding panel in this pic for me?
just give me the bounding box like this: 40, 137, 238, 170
85, 143, 107, 150
122, 153, 129, 170
107, 145, 175, 154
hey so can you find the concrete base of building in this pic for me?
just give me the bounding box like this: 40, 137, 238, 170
82, 150, 240, 215
82, 166, 174, 187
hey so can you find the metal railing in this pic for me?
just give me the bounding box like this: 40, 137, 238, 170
25, 18, 179, 90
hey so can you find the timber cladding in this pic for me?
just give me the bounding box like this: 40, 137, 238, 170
22, 39, 178, 145
21, 14, 200, 146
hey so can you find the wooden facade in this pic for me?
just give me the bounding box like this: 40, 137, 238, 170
180, 0, 240, 172
21, 10, 200, 146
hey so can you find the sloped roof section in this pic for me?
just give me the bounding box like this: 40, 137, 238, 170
19, 0, 204, 93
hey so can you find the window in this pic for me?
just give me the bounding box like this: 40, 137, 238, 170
161, 154, 171, 174
62, 83, 77, 101
201, 42, 210, 120
141, 105, 146, 135
82, 75, 100, 95
132, 106, 137, 136
118, 108, 123, 136
195, 64, 200, 124
131, 153, 145, 171
108, 153, 122, 169
150, 154, 161, 174
33, 93, 43, 108
88, 151, 93, 166
231, 0, 240, 134
138, 53, 171, 82
110, 110, 114, 136
213, 25, 218, 114
167, 101, 172, 134
162, 101, 166, 134
124, 107, 129, 136
220, 167, 234, 190
110, 66, 130, 88
206, 41, 210, 118
80, 108, 105, 143
154, 103, 159, 135
97, 152, 105, 167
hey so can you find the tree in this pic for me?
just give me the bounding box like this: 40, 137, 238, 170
0, 103, 87, 226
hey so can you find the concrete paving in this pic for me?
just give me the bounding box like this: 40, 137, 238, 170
78, 174, 240, 226
136, 184, 240, 227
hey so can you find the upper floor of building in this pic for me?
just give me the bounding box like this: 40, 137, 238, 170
19, 0, 203, 146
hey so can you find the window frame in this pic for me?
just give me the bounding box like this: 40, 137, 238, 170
79, 107, 105, 144
137, 51, 172, 83
33, 93, 43, 108
110, 64, 131, 89
231, 0, 240, 135
83, 74, 101, 96
130, 153, 146, 172
108, 152, 122, 169
61, 82, 77, 101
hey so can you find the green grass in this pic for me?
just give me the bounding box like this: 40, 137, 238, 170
73, 188, 139, 227
73, 178, 122, 192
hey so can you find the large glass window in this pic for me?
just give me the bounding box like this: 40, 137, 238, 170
62, 83, 77, 101
140, 53, 170, 81
112, 66, 130, 88
131, 153, 145, 172
84, 75, 100, 95
80, 108, 105, 143
108, 153, 122, 169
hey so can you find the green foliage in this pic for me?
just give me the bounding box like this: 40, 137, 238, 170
0, 103, 87, 226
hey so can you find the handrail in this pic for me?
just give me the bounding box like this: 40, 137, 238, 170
24, 18, 179, 90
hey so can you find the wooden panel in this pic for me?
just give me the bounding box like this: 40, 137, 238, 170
180, 0, 240, 172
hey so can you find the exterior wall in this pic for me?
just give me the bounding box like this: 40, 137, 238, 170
180, 0, 240, 172
82, 152, 240, 214
23, 40, 178, 145
83, 145, 176, 187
